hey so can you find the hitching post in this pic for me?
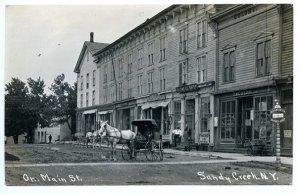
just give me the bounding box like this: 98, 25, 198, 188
271, 99, 285, 168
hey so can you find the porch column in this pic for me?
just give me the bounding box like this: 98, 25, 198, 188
195, 95, 200, 144
210, 95, 215, 146
180, 97, 186, 135
161, 107, 164, 135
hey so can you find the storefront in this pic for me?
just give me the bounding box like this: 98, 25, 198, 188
115, 99, 136, 130
140, 93, 171, 139
214, 86, 276, 153
175, 81, 215, 147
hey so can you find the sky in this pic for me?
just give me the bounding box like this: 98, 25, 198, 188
5, 4, 170, 93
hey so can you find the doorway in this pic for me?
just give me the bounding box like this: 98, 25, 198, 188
237, 97, 253, 146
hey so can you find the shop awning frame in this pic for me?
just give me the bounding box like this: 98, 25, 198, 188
98, 110, 113, 115
141, 100, 170, 110
82, 109, 97, 115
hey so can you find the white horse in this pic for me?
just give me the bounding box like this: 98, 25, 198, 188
85, 129, 103, 148
99, 121, 136, 161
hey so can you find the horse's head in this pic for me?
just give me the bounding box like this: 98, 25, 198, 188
99, 120, 108, 136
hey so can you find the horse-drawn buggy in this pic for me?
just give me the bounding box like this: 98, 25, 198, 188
121, 119, 164, 161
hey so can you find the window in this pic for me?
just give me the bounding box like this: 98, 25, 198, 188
128, 79, 132, 98
223, 50, 235, 82
86, 92, 89, 107
138, 48, 143, 69
110, 85, 115, 102
179, 28, 188, 54
128, 54, 132, 74
92, 90, 95, 106
197, 20, 207, 48
118, 82, 123, 101
119, 58, 123, 77
197, 55, 207, 83
220, 100, 236, 143
160, 67, 166, 91
148, 42, 154, 65
86, 73, 89, 89
110, 64, 114, 81
103, 86, 107, 103
256, 40, 271, 76
137, 74, 143, 95
254, 96, 273, 139
200, 97, 210, 132
93, 70, 96, 86
104, 65, 107, 83
179, 60, 188, 86
80, 76, 83, 91
80, 94, 83, 107
147, 71, 154, 93
160, 37, 166, 61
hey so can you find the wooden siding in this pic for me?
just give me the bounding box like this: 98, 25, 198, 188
281, 5, 293, 77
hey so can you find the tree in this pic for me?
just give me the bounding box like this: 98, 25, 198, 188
49, 74, 77, 134
5, 78, 29, 144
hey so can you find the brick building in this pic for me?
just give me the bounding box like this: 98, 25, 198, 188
74, 4, 293, 154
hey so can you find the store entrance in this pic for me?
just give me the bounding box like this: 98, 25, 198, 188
237, 97, 253, 146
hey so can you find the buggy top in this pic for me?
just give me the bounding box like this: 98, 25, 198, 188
131, 119, 159, 135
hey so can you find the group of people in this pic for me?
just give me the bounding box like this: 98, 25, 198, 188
172, 124, 192, 151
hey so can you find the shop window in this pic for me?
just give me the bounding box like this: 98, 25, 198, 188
254, 96, 273, 139
200, 97, 210, 132
220, 100, 236, 143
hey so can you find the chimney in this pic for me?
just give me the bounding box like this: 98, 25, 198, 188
90, 32, 94, 42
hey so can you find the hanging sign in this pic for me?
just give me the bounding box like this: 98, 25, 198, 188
271, 99, 285, 123
199, 132, 210, 144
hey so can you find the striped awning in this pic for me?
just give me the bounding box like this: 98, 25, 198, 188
82, 109, 97, 115
141, 100, 170, 110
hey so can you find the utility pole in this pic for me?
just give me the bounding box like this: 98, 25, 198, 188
110, 50, 118, 127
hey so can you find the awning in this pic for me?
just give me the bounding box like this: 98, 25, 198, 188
141, 100, 170, 110
82, 109, 97, 115
98, 110, 113, 115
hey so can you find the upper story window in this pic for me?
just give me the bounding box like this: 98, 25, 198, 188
93, 70, 96, 86
103, 65, 107, 83
256, 40, 271, 77
128, 54, 132, 74
119, 58, 123, 78
197, 55, 207, 83
80, 94, 83, 107
147, 71, 154, 93
128, 79, 132, 98
103, 86, 107, 103
118, 82, 123, 101
92, 90, 95, 106
111, 64, 114, 81
179, 28, 188, 54
87, 52, 89, 62
179, 60, 188, 86
137, 74, 143, 96
160, 37, 166, 61
197, 20, 207, 49
223, 50, 235, 83
138, 48, 143, 69
159, 67, 166, 91
110, 85, 115, 102
86, 73, 89, 89
80, 75, 83, 91
148, 42, 154, 66
86, 92, 89, 107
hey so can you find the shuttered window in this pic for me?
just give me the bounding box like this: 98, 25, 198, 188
223, 50, 235, 83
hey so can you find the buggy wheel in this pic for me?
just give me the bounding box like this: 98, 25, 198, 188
153, 142, 163, 161
145, 142, 159, 161
121, 144, 132, 160
247, 147, 253, 156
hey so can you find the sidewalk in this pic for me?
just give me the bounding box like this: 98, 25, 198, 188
164, 149, 293, 165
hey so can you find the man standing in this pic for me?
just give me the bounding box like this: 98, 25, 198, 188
48, 134, 52, 144
172, 126, 182, 147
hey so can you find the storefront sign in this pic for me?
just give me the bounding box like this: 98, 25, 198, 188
176, 81, 214, 93
271, 100, 285, 123
147, 93, 166, 102
284, 130, 292, 138
199, 132, 210, 144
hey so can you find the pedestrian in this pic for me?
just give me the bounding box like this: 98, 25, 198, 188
48, 134, 52, 144
172, 126, 182, 147
184, 124, 191, 151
